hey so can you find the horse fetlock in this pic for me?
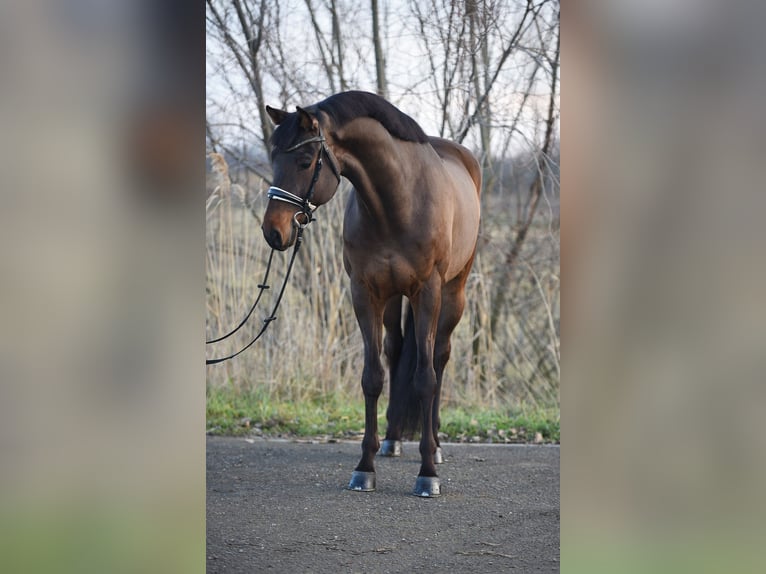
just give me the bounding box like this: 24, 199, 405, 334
361, 435, 380, 454
419, 438, 438, 459
379, 439, 402, 457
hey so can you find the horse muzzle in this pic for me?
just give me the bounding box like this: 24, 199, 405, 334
262, 203, 313, 251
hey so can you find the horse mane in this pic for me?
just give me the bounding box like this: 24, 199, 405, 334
316, 91, 429, 144
271, 91, 429, 152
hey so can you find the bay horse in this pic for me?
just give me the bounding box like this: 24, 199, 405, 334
262, 91, 481, 497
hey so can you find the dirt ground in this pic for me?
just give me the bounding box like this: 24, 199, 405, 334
207, 437, 559, 573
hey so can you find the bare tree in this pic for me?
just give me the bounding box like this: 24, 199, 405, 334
206, 0, 272, 148
305, 0, 338, 92
371, 0, 387, 98
330, 0, 348, 90
506, 5, 560, 270
490, 5, 560, 338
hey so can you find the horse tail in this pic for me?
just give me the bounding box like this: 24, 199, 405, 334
395, 303, 422, 438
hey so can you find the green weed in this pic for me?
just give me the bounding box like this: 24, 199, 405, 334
207, 384, 559, 443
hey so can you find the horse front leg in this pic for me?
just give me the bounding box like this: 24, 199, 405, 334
411, 274, 443, 497
347, 282, 385, 492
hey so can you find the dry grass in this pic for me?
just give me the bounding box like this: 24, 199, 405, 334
205, 165, 559, 413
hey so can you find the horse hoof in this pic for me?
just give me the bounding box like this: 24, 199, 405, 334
434, 447, 444, 464
379, 439, 402, 457
347, 471, 376, 492
413, 476, 441, 497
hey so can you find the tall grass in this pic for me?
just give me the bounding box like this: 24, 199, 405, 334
205, 159, 559, 414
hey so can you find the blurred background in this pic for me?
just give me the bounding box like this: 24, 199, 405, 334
2, 0, 766, 572
0, 1, 204, 572
564, 1, 766, 571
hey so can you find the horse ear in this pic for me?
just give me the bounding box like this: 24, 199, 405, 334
266, 105, 288, 125
296, 106, 319, 132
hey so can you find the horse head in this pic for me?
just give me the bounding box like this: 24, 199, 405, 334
262, 105, 341, 250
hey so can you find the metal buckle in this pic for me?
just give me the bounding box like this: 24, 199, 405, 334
293, 211, 312, 229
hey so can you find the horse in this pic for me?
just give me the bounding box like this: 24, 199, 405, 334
262, 91, 481, 497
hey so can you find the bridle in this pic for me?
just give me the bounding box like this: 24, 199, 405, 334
267, 125, 341, 227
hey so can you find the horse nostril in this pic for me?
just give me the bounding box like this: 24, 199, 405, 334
268, 228, 283, 249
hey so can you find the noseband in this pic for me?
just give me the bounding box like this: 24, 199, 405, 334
267, 126, 341, 226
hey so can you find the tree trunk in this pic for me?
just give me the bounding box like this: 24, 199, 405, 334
330, 0, 347, 90
371, 0, 387, 98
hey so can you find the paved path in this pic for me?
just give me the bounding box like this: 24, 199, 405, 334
207, 437, 559, 573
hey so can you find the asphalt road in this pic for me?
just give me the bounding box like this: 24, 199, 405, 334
207, 437, 559, 573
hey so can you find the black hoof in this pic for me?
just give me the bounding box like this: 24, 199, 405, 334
379, 439, 402, 457
347, 471, 376, 492
413, 476, 441, 497
434, 446, 444, 464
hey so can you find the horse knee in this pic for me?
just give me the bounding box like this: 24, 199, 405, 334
361, 363, 385, 397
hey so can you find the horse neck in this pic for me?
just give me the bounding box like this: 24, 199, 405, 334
333, 118, 424, 224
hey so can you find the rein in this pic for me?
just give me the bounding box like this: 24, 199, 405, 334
205, 248, 275, 345
206, 126, 341, 365
205, 229, 306, 365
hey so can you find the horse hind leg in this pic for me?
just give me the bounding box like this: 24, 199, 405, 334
381, 297, 414, 457
431, 271, 471, 466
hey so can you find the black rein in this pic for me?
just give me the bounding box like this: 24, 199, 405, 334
205, 230, 305, 365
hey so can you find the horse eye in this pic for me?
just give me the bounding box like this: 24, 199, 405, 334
298, 160, 312, 170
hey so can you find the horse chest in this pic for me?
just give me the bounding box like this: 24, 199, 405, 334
344, 248, 427, 299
